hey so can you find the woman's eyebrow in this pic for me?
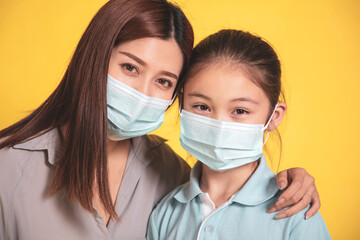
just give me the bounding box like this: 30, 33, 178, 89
119, 51, 178, 80
161, 71, 178, 80
119, 51, 146, 66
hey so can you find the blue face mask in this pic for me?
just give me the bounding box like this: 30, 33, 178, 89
179, 107, 277, 171
107, 75, 173, 140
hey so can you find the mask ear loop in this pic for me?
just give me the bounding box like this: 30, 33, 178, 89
178, 91, 184, 115
165, 94, 177, 111
263, 132, 270, 145
169, 88, 182, 106
263, 103, 279, 145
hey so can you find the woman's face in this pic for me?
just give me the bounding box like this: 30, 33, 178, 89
108, 37, 183, 100
183, 62, 285, 129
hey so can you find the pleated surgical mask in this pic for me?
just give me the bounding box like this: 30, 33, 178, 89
107, 74, 173, 140
179, 106, 277, 171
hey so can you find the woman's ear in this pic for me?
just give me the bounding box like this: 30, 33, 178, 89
267, 102, 287, 131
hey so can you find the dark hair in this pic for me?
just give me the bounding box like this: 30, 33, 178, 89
179, 29, 285, 166
181, 29, 283, 109
0, 0, 193, 219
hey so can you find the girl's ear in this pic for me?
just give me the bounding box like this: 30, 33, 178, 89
267, 102, 287, 131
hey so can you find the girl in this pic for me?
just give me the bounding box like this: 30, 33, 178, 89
147, 30, 331, 239
0, 0, 320, 239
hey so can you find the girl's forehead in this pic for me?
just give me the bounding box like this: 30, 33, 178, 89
184, 63, 253, 90
183, 62, 268, 102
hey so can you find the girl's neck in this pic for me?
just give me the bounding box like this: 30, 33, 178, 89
199, 160, 259, 208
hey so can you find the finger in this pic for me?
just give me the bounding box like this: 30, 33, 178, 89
277, 174, 315, 213
275, 170, 289, 190
305, 189, 321, 219
268, 182, 312, 213
277, 179, 303, 205
268, 189, 306, 213
269, 168, 317, 213
275, 193, 312, 219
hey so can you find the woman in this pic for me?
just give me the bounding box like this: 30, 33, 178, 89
0, 0, 320, 239
147, 29, 331, 239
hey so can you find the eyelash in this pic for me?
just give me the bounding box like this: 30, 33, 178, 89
193, 104, 210, 112
121, 63, 138, 74
193, 106, 249, 114
232, 109, 249, 115
121, 63, 173, 88
156, 78, 173, 88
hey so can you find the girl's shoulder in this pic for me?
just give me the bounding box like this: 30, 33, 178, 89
267, 191, 331, 239
288, 205, 331, 239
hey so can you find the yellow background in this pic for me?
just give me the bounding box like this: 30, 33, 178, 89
0, 0, 359, 238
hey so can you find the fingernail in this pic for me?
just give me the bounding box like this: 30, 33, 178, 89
267, 207, 276, 213
276, 213, 286, 219
305, 213, 311, 219
278, 182, 285, 190
277, 198, 285, 205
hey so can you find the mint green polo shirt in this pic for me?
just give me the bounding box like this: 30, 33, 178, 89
147, 156, 331, 240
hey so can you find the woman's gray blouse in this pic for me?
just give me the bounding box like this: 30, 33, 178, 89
0, 129, 190, 240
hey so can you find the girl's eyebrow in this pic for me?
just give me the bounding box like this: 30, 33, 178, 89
232, 97, 259, 104
187, 93, 258, 104
187, 92, 211, 100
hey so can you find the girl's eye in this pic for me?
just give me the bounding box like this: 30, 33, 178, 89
194, 105, 210, 111
233, 109, 248, 115
121, 64, 138, 74
156, 78, 173, 88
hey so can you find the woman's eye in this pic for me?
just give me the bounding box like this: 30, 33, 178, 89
194, 105, 210, 111
121, 64, 138, 74
157, 78, 173, 88
233, 109, 248, 115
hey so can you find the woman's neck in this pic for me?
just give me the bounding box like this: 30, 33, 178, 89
199, 160, 259, 208
107, 138, 130, 161
93, 138, 130, 225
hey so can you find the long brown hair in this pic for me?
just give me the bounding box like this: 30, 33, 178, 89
0, 0, 193, 219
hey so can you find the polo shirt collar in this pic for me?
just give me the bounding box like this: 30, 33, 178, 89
232, 156, 278, 205
12, 128, 62, 166
11, 130, 167, 167
174, 161, 203, 203
174, 155, 279, 206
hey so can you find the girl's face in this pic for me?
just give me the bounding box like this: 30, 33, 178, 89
183, 62, 286, 129
108, 37, 183, 100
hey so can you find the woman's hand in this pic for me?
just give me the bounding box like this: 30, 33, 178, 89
267, 167, 320, 219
